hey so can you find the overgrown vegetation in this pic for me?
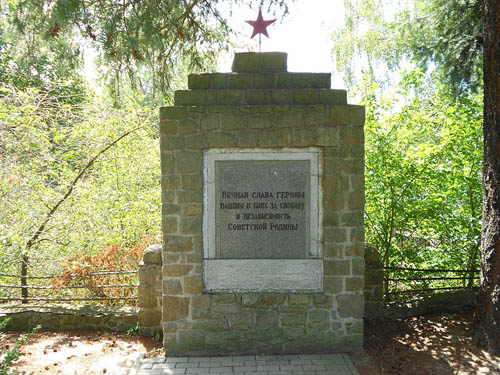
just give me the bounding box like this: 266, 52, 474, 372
0, 318, 39, 375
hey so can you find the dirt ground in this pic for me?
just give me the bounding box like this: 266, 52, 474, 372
2, 312, 499, 375
353, 312, 500, 375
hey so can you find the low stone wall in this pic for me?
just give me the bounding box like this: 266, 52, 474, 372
0, 304, 137, 332
138, 244, 163, 336
364, 247, 384, 319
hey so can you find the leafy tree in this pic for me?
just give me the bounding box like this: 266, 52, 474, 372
333, 0, 482, 92
335, 0, 499, 353
363, 70, 482, 294
8, 0, 289, 103
0, 86, 160, 302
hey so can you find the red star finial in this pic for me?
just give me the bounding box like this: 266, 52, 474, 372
246, 10, 276, 39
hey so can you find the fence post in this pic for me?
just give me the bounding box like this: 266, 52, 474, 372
138, 244, 162, 336
364, 246, 384, 319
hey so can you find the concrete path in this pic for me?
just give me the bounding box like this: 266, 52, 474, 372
132, 353, 360, 375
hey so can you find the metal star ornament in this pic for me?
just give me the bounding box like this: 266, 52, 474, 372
246, 9, 276, 52
246, 10, 276, 39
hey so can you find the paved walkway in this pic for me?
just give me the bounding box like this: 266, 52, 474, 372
132, 353, 359, 375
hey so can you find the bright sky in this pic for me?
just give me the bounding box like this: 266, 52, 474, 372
83, 1, 348, 91
217, 0, 346, 89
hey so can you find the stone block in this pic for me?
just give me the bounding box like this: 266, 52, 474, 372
232, 52, 287, 73
232, 52, 261, 72
138, 289, 158, 308
242, 294, 261, 307
184, 276, 203, 294
138, 309, 161, 328
184, 134, 208, 149
207, 132, 237, 147
216, 90, 245, 105
229, 311, 254, 330
228, 73, 255, 89
160, 106, 187, 120
161, 135, 184, 150
312, 294, 334, 308
183, 203, 202, 216
315, 126, 338, 146
188, 73, 211, 89
336, 294, 364, 318
237, 130, 259, 147
163, 264, 193, 277
200, 114, 219, 131
163, 279, 183, 295
294, 89, 319, 104
163, 236, 193, 252
324, 192, 345, 211
330, 105, 365, 126
257, 130, 279, 147
288, 294, 311, 305
254, 73, 278, 89
179, 216, 202, 235
177, 330, 206, 351
323, 276, 344, 294
143, 244, 163, 265
161, 216, 178, 234
181, 175, 202, 190
174, 90, 207, 106
269, 89, 292, 104
219, 113, 244, 130
346, 276, 364, 292
348, 191, 365, 210
340, 126, 364, 145
160, 152, 175, 175
345, 243, 364, 257
324, 260, 350, 275
319, 90, 347, 104
163, 296, 190, 321
191, 295, 211, 319
280, 313, 306, 328
176, 190, 203, 203
160, 120, 179, 136
212, 73, 228, 89
246, 89, 271, 105
179, 118, 199, 135
256, 311, 280, 329
309, 73, 332, 88
262, 52, 287, 72
351, 258, 365, 276
341, 211, 364, 226
304, 108, 329, 126
263, 293, 286, 305
324, 243, 343, 259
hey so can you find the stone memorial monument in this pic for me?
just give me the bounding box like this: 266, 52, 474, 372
159, 52, 365, 355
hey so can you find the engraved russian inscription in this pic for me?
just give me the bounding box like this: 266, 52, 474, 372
215, 160, 310, 259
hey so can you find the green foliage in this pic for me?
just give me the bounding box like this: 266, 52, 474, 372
0, 318, 40, 375
8, 0, 289, 103
0, 86, 161, 291
333, 0, 482, 93
363, 69, 483, 275
126, 322, 139, 336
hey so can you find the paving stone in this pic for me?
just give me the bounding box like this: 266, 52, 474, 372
133, 354, 359, 375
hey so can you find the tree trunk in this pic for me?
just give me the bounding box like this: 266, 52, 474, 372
21, 251, 29, 304
473, 0, 500, 354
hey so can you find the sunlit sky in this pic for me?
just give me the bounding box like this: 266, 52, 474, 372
83, 1, 349, 92
217, 0, 346, 89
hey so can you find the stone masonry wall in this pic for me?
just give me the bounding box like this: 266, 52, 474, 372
138, 244, 163, 336
159, 52, 365, 355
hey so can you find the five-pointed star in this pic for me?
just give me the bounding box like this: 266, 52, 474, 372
246, 10, 276, 39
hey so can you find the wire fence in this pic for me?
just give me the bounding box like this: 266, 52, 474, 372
0, 270, 138, 305
383, 266, 480, 301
